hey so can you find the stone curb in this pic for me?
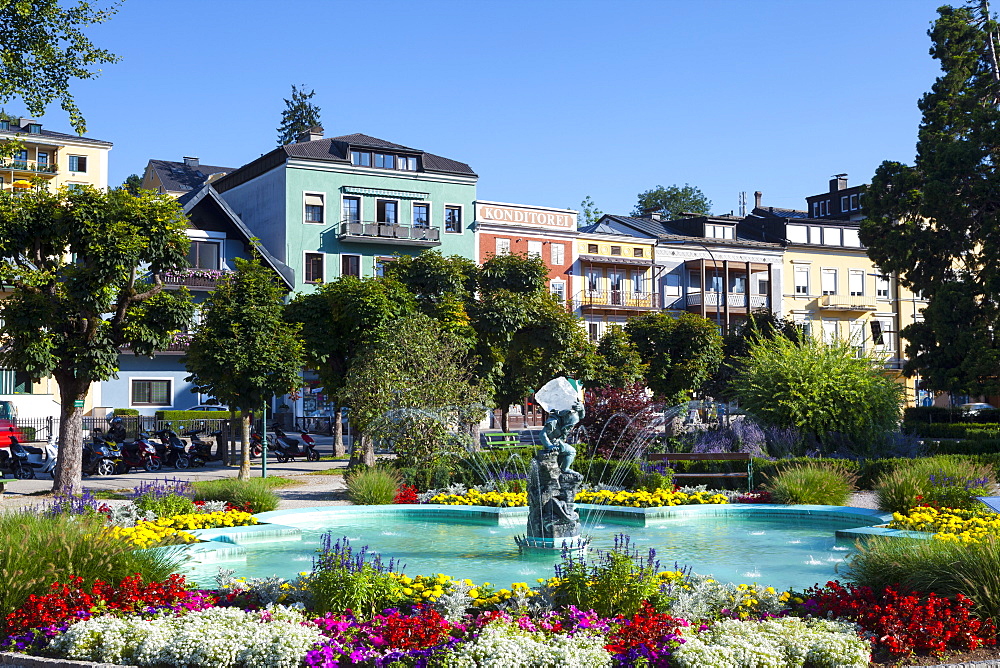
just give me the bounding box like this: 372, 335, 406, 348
0, 653, 135, 667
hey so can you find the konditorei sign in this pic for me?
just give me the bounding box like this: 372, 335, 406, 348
475, 201, 577, 230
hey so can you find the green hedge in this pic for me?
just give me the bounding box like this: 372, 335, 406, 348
924, 439, 1000, 455
904, 406, 1000, 424
155, 410, 242, 421
905, 423, 1000, 440
113, 408, 139, 416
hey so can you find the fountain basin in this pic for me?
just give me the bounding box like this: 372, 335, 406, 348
171, 504, 891, 592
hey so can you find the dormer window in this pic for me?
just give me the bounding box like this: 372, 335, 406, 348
352, 150, 418, 171
706, 224, 734, 239
374, 153, 395, 169
27, 123, 41, 134
351, 150, 372, 167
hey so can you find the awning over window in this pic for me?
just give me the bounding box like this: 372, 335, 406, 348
304, 193, 324, 207
341, 186, 429, 200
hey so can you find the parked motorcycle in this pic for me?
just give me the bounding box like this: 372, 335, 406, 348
249, 429, 263, 458
270, 426, 320, 462
82, 434, 117, 477
117, 432, 161, 473
0, 429, 34, 479
16, 433, 59, 479
182, 428, 223, 463
154, 429, 202, 468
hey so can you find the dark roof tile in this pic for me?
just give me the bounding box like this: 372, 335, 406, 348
147, 159, 233, 193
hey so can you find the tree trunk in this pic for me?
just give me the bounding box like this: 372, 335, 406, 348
52, 374, 89, 494
349, 432, 376, 468
333, 405, 345, 457
239, 413, 251, 480
501, 406, 510, 433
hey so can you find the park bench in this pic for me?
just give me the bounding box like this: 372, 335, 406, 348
0, 477, 20, 494
647, 452, 753, 491
482, 432, 529, 451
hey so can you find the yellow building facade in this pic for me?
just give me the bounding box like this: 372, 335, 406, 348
0, 117, 112, 419
1, 117, 112, 192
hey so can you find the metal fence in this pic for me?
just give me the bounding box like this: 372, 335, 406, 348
11, 415, 269, 443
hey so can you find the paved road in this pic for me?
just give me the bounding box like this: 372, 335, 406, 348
1, 434, 349, 498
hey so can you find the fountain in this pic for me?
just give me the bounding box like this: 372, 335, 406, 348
515, 377, 588, 551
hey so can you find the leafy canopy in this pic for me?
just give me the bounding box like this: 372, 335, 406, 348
0, 0, 121, 134
184, 253, 304, 414
276, 84, 321, 146
344, 312, 486, 468
625, 312, 723, 404
731, 336, 904, 448
589, 325, 647, 389
632, 184, 711, 218
705, 310, 802, 401
860, 2, 1000, 395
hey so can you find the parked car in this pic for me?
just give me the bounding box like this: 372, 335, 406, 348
959, 402, 996, 415
0, 423, 23, 447
188, 405, 230, 412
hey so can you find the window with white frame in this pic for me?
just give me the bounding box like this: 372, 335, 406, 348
809, 226, 822, 243
304, 252, 324, 283
444, 206, 462, 233
821, 268, 837, 295
550, 280, 566, 301
664, 274, 681, 297
551, 243, 565, 265
342, 197, 360, 224
872, 318, 894, 350
843, 228, 861, 247
850, 194, 859, 210
796, 319, 812, 338
495, 238, 511, 256
822, 320, 838, 344
849, 270, 865, 296
132, 379, 171, 406
587, 268, 601, 293
632, 271, 645, 294
787, 225, 808, 243
706, 224, 734, 239
412, 202, 429, 228
527, 240, 542, 258
376, 199, 398, 225
876, 275, 890, 298
588, 322, 600, 342
794, 265, 810, 294
187, 241, 220, 270
841, 196, 849, 213
341, 254, 360, 278
304, 193, 324, 224
68, 155, 87, 172
823, 228, 842, 246
850, 320, 865, 357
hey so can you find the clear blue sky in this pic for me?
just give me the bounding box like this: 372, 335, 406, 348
25, 0, 948, 217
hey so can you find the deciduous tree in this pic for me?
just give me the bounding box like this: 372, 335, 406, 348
284, 277, 415, 461
632, 184, 710, 219
0, 0, 121, 135
0, 186, 194, 493
184, 253, 304, 479
276, 84, 321, 146
705, 310, 802, 401
625, 312, 723, 404
860, 1, 1000, 396
589, 325, 647, 389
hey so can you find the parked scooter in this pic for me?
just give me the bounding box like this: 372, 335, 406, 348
16, 433, 59, 479
0, 429, 34, 479
82, 434, 117, 476
117, 432, 161, 473
270, 426, 320, 462
154, 429, 201, 468
182, 428, 224, 463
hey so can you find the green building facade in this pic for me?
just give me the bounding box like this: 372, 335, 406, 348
213, 130, 477, 292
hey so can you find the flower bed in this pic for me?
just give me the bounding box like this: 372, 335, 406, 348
889, 505, 1000, 543
428, 487, 730, 508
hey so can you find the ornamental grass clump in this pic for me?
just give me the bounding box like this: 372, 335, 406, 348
0, 512, 182, 625
844, 535, 1000, 622
766, 462, 857, 505
346, 466, 401, 505
876, 456, 995, 513
192, 477, 280, 513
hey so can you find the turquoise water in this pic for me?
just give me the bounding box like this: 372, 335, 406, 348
183, 513, 862, 592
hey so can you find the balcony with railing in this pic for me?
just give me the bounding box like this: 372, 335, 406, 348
0, 159, 57, 176
339, 221, 441, 247
119, 332, 191, 356
685, 292, 770, 309
575, 290, 658, 311
161, 269, 231, 290
818, 294, 877, 311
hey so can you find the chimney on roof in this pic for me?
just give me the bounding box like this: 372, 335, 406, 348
830, 173, 848, 192
641, 207, 662, 221
754, 191, 762, 208
183, 156, 199, 168
297, 126, 324, 143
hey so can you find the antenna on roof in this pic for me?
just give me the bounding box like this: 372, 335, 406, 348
739, 191, 747, 217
